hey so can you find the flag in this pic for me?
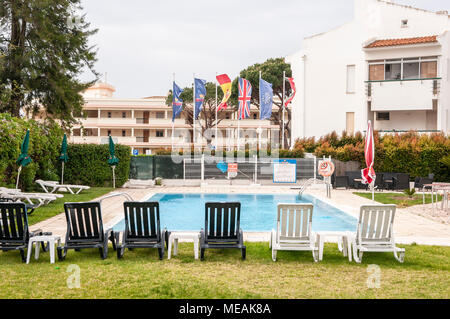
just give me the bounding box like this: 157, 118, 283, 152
259, 78, 273, 120
361, 121, 376, 185
172, 81, 183, 122
238, 78, 252, 120
216, 74, 232, 111
284, 77, 296, 108
194, 78, 206, 119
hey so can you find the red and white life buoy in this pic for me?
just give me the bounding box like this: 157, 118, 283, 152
318, 160, 335, 177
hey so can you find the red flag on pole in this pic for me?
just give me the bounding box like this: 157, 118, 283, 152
362, 121, 376, 185
284, 77, 296, 108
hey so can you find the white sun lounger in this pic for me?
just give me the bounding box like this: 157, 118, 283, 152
36, 180, 90, 194
350, 205, 405, 263
0, 187, 62, 208
269, 203, 320, 262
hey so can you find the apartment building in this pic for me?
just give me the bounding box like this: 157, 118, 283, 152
286, 0, 450, 141
70, 81, 282, 154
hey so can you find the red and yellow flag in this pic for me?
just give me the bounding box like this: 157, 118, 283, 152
216, 74, 232, 111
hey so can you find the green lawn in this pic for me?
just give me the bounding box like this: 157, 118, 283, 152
0, 242, 449, 299
354, 192, 442, 208
28, 187, 113, 225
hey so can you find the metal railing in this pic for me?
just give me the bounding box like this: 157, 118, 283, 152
99, 192, 135, 204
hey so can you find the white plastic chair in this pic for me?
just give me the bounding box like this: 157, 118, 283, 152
351, 205, 405, 263
269, 203, 319, 262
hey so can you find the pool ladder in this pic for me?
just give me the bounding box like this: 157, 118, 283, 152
298, 178, 331, 199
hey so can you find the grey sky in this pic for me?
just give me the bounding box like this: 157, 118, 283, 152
79, 0, 450, 98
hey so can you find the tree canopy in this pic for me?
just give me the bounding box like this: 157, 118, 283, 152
0, 0, 98, 128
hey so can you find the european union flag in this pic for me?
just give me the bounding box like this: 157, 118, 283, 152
259, 78, 273, 120
194, 78, 206, 120
172, 81, 183, 122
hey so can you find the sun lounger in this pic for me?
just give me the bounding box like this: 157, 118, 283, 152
200, 202, 246, 260
0, 187, 62, 213
350, 205, 405, 263
36, 179, 90, 194
115, 202, 168, 260
270, 203, 319, 262
0, 202, 49, 262
57, 202, 116, 260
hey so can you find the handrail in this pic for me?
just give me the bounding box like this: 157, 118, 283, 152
365, 77, 441, 83
99, 192, 134, 204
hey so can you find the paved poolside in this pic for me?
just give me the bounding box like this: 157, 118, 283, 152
30, 185, 450, 246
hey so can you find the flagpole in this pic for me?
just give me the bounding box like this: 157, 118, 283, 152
237, 85, 240, 152
193, 73, 196, 146
259, 71, 262, 152
172, 73, 175, 150
282, 71, 286, 150
215, 72, 218, 151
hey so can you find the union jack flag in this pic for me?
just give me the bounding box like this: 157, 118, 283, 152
238, 78, 252, 120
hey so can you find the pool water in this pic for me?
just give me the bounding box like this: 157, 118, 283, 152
113, 193, 357, 232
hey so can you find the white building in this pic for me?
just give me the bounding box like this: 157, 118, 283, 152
287, 0, 450, 141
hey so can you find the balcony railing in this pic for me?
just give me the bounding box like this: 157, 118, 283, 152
365, 78, 440, 111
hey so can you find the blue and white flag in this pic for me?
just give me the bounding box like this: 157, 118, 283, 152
172, 81, 183, 122
259, 78, 273, 120
194, 78, 206, 120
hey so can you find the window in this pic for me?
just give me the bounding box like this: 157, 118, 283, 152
156, 130, 164, 137
107, 130, 112, 136
122, 112, 126, 118
368, 57, 438, 81
346, 65, 356, 93
122, 130, 126, 137
369, 64, 384, 81
403, 61, 420, 79
421, 61, 437, 78
401, 19, 408, 28
156, 112, 164, 119
385, 62, 401, 80
253, 113, 257, 119
107, 112, 112, 118
377, 112, 390, 121
346, 112, 355, 134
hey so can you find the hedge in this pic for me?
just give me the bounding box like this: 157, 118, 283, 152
0, 113, 63, 191
294, 131, 450, 182
62, 144, 131, 187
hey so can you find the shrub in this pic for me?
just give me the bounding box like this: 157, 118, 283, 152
62, 144, 131, 187
0, 113, 63, 191
307, 130, 449, 182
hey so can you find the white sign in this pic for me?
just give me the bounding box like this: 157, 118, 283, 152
273, 159, 297, 183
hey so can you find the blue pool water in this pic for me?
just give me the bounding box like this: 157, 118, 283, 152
113, 193, 357, 232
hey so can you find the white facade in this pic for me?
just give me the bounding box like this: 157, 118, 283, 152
287, 0, 450, 142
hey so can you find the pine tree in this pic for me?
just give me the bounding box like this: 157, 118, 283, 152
0, 0, 98, 127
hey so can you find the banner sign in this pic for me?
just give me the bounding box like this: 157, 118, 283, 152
228, 163, 238, 179
273, 159, 297, 183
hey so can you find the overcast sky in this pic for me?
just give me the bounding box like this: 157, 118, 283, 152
79, 0, 450, 98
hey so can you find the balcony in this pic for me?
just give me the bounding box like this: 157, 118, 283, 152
366, 78, 440, 111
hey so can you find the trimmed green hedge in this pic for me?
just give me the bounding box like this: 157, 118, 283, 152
0, 113, 63, 191
62, 144, 131, 187
294, 131, 450, 182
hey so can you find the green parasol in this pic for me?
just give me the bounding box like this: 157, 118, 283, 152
108, 136, 119, 188
59, 134, 69, 184
16, 130, 32, 189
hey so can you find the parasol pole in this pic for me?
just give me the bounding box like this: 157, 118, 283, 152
61, 162, 65, 185
16, 166, 22, 189
112, 166, 116, 189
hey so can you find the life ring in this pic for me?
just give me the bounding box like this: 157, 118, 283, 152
318, 160, 335, 177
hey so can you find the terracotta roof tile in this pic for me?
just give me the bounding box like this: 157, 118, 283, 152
365, 36, 438, 49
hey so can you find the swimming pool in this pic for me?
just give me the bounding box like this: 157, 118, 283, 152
113, 193, 357, 232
